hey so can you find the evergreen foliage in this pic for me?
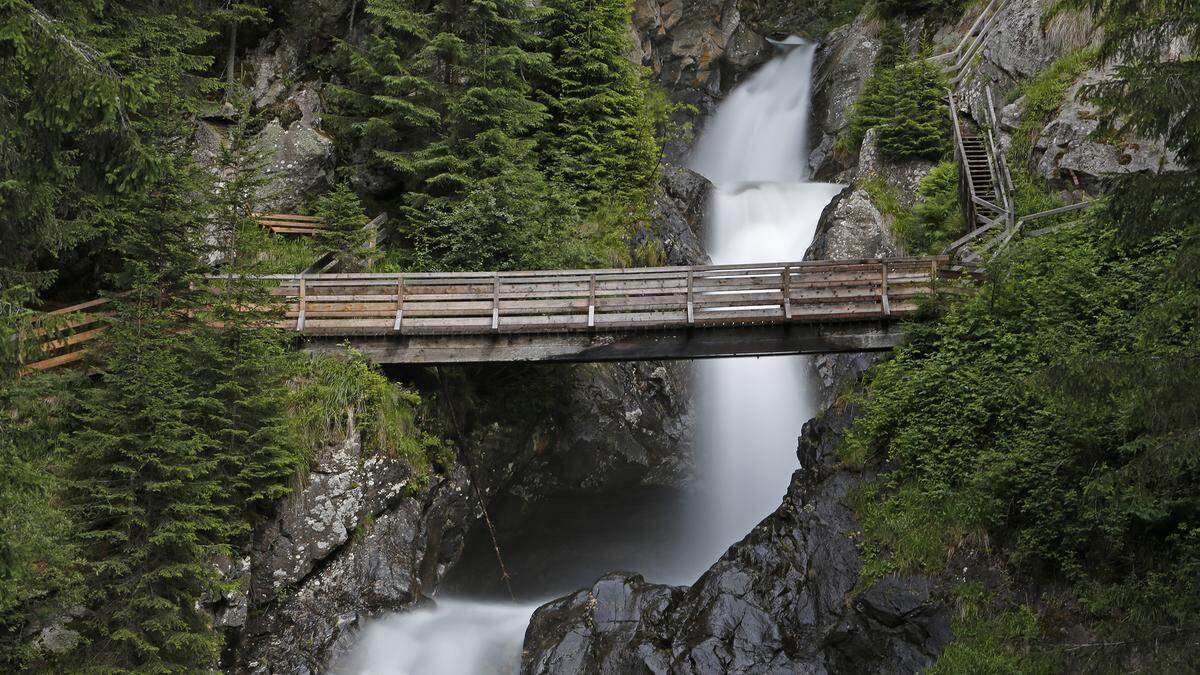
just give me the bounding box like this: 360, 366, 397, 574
0, 0, 212, 292
536, 0, 659, 210
845, 2, 1200, 666
313, 183, 377, 270
843, 45, 949, 161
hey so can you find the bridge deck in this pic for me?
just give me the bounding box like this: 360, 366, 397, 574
26, 256, 969, 369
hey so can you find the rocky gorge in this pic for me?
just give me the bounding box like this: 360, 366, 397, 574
201, 0, 1181, 672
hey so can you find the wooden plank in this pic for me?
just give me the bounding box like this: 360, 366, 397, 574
23, 349, 88, 372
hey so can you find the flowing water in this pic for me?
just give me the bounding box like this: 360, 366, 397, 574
338, 38, 841, 675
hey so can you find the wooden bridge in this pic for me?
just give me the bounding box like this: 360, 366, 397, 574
26, 257, 970, 370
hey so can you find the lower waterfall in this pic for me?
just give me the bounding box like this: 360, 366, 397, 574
337, 38, 842, 675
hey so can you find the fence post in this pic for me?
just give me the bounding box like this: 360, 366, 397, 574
491, 273, 500, 332
880, 262, 891, 317
393, 274, 405, 332
686, 270, 695, 325
296, 277, 307, 331
782, 265, 792, 320
588, 273, 596, 329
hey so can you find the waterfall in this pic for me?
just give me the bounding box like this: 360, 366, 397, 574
338, 38, 841, 675
686, 40, 843, 564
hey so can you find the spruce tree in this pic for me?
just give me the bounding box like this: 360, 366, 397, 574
313, 183, 377, 270
328, 0, 583, 271
536, 0, 659, 210
0, 0, 211, 292
63, 153, 231, 672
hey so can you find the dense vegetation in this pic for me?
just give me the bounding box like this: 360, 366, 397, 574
844, 0, 1200, 669
0, 0, 668, 670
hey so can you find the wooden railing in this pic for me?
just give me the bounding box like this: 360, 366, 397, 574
262, 257, 963, 336
23, 257, 971, 371
929, 0, 1012, 86
257, 213, 328, 235
22, 298, 112, 373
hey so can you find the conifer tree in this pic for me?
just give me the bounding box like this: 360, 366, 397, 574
328, 0, 581, 271
313, 183, 377, 270
0, 0, 211, 292
62, 153, 231, 672
186, 105, 300, 528
536, 0, 659, 210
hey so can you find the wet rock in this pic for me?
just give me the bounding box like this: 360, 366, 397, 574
810, 14, 883, 179
856, 129, 936, 208
807, 186, 899, 262
632, 0, 769, 118
236, 467, 471, 674
1032, 67, 1184, 194
521, 404, 950, 674
248, 412, 417, 605
640, 165, 712, 266
510, 362, 694, 500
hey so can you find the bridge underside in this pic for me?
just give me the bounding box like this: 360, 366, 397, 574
302, 321, 903, 364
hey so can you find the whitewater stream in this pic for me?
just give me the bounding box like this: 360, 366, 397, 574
338, 38, 842, 675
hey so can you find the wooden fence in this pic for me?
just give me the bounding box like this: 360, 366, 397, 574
23, 257, 970, 372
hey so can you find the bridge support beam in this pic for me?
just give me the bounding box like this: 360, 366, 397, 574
302, 322, 905, 365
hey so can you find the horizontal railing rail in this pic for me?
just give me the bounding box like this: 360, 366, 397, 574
24, 257, 971, 371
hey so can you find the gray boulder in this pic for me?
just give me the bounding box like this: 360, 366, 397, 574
236, 467, 471, 674
1032, 67, 1184, 194
252, 114, 336, 213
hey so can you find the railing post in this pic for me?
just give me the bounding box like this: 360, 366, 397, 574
393, 274, 405, 332
686, 270, 695, 325
782, 265, 792, 320
296, 277, 307, 332
491, 273, 500, 332
588, 273, 596, 329
880, 262, 891, 317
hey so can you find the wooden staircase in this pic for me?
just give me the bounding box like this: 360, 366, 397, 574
959, 132, 1004, 227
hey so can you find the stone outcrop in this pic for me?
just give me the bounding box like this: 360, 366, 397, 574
225, 414, 472, 673
631, 0, 769, 115
522, 403, 951, 674
641, 165, 712, 265
810, 14, 883, 179
514, 362, 694, 499
1029, 67, 1184, 195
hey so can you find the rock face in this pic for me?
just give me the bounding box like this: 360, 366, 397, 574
631, 0, 769, 114
226, 416, 472, 673
515, 362, 694, 499
251, 111, 336, 213
641, 165, 712, 265
1030, 67, 1184, 194
522, 403, 951, 674
809, 14, 883, 179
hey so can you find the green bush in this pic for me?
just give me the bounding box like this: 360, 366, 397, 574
894, 161, 963, 253
843, 211, 1200, 666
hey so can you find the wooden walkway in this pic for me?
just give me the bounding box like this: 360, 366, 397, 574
26, 257, 969, 369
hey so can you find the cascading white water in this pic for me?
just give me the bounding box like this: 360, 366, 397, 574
339, 38, 841, 675
686, 38, 843, 567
